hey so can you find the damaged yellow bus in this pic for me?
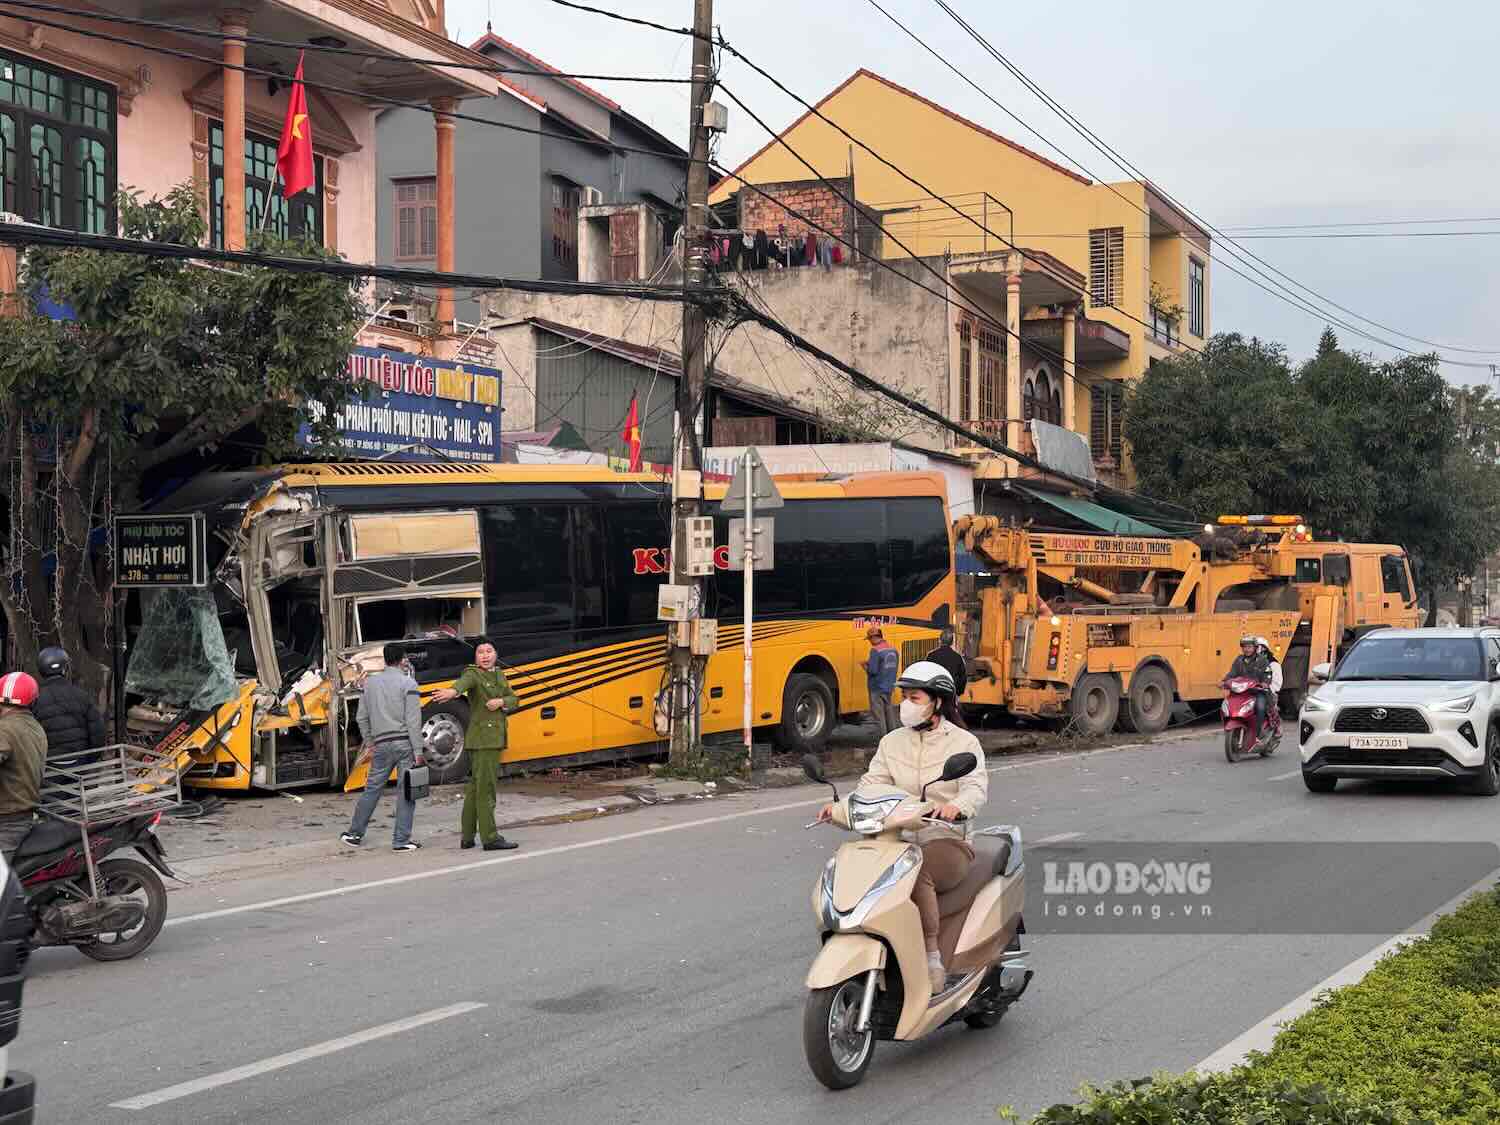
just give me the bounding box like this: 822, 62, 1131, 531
122, 463, 955, 790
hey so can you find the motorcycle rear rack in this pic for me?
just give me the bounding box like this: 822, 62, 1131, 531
37, 745, 183, 899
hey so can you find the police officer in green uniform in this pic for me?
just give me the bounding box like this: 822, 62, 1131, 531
434, 640, 520, 851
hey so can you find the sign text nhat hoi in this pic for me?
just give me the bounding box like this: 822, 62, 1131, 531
114, 514, 207, 588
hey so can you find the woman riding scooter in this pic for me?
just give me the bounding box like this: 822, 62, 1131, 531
818, 660, 988, 994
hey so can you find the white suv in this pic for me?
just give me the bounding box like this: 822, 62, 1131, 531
1299, 628, 1500, 795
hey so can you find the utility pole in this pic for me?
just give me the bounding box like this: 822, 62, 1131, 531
666, 0, 716, 766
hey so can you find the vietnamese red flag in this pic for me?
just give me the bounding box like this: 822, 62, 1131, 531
622, 393, 643, 472
275, 51, 315, 198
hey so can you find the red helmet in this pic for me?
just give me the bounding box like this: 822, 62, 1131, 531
0, 672, 38, 708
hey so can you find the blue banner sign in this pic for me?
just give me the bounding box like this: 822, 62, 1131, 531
299, 346, 504, 462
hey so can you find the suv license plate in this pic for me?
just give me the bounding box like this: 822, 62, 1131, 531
1350, 735, 1407, 750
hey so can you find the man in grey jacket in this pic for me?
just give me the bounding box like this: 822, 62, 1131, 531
342, 643, 425, 851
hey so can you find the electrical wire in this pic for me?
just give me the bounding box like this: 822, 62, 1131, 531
863, 0, 1499, 366
928, 0, 1500, 360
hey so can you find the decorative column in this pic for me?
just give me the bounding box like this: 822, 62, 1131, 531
220, 10, 250, 249
432, 97, 458, 330
1062, 304, 1078, 433
1005, 252, 1023, 455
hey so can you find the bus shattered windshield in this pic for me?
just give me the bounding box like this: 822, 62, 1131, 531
123, 586, 239, 711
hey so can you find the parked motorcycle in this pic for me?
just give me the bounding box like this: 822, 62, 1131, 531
800, 752, 1031, 1090
14, 811, 174, 961
1222, 676, 1280, 762
21, 745, 183, 962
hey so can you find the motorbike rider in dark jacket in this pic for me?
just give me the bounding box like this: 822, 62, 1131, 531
32, 647, 106, 762
1224, 635, 1272, 741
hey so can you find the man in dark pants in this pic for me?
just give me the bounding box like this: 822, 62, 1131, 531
33, 647, 105, 763
0, 673, 45, 862
342, 644, 425, 852
925, 629, 968, 699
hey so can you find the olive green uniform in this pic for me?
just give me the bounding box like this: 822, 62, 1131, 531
451, 665, 520, 845
0, 709, 46, 861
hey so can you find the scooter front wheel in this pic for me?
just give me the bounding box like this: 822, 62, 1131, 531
804, 979, 876, 1090
1224, 728, 1251, 763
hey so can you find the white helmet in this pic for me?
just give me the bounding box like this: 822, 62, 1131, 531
896, 660, 957, 699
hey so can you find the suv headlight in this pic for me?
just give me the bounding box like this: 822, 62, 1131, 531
1435, 695, 1476, 713
1301, 695, 1332, 713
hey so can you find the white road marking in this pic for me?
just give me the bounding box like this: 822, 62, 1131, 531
110, 1001, 486, 1110
167, 738, 1194, 929
1193, 868, 1500, 1074
1268, 769, 1302, 781
1034, 832, 1084, 845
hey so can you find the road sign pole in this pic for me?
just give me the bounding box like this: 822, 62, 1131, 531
742, 451, 755, 770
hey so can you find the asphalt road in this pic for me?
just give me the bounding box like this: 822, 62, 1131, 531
16, 734, 1500, 1123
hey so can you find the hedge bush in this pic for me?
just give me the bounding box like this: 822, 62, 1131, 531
1025, 889, 1500, 1124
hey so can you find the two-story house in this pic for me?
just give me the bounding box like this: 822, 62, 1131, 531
706, 69, 1213, 485
375, 28, 688, 322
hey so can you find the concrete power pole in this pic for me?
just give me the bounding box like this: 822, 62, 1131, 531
667, 0, 716, 766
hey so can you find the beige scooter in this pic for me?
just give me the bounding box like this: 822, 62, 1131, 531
801, 752, 1031, 1089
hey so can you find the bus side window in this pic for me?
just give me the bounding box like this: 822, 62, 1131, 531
889, 497, 951, 606
804, 499, 886, 610
482, 505, 575, 635
605, 502, 669, 628
711, 501, 807, 616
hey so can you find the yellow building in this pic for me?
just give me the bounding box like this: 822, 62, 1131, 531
710, 69, 1211, 483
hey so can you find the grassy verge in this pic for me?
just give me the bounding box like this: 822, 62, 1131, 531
1024, 888, 1500, 1124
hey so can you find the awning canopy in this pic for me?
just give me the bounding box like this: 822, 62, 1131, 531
1016, 485, 1167, 537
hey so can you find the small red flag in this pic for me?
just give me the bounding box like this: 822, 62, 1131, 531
622, 394, 643, 472
276, 51, 315, 199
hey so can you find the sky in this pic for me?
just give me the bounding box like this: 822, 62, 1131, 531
448, 0, 1500, 385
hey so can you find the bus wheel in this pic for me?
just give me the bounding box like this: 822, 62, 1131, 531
1069, 674, 1119, 737
775, 674, 836, 754
421, 702, 471, 784
1125, 666, 1173, 735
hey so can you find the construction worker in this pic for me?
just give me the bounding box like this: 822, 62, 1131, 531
0, 672, 46, 862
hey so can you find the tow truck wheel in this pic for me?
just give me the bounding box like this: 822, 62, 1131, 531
1069, 674, 1119, 736
1124, 666, 1173, 735
421, 702, 472, 784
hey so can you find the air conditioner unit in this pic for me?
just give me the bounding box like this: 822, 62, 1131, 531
582, 186, 604, 207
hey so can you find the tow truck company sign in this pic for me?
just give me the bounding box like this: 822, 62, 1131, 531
299, 347, 503, 462
1045, 535, 1176, 568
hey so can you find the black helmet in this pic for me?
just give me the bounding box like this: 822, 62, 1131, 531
895, 660, 957, 699
38, 646, 69, 678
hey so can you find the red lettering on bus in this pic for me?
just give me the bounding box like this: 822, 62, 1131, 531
713, 545, 730, 570
633, 548, 666, 575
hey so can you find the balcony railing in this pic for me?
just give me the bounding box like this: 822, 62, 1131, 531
1148, 306, 1180, 348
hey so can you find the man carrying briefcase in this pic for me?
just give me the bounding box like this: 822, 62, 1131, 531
342, 643, 426, 852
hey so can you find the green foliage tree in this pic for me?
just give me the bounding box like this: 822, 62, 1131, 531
1124, 330, 1500, 624
0, 185, 362, 696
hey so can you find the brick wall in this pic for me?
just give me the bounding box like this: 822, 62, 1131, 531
737, 176, 857, 244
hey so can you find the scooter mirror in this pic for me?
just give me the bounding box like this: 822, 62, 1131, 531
940, 752, 978, 781
801, 754, 827, 784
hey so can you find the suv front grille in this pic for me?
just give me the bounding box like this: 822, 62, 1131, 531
1332, 706, 1430, 734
